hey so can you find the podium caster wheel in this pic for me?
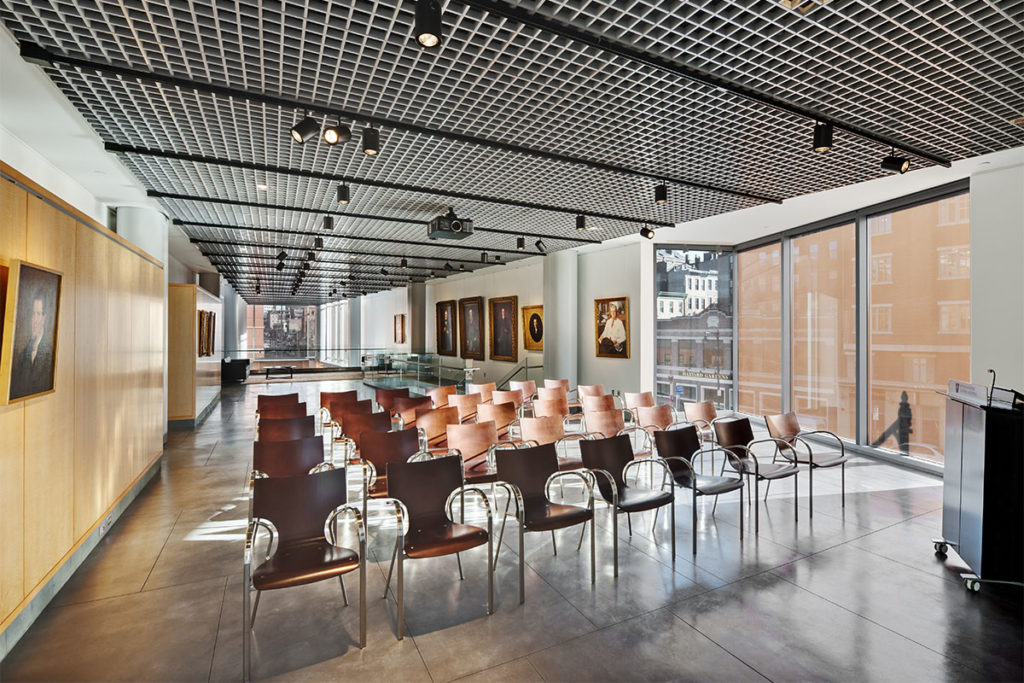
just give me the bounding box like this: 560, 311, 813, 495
933, 541, 948, 556
964, 578, 980, 592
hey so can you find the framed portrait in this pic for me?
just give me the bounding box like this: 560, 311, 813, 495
594, 297, 629, 359
394, 313, 406, 344
436, 300, 457, 356
0, 260, 63, 405
522, 305, 543, 351
458, 296, 485, 360
488, 296, 518, 362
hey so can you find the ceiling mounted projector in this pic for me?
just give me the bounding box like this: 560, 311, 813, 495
427, 207, 473, 240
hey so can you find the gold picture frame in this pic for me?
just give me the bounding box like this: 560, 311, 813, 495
522, 304, 543, 351
594, 296, 629, 359
436, 300, 457, 356
458, 296, 484, 360
488, 296, 518, 362
394, 313, 406, 344
0, 259, 64, 405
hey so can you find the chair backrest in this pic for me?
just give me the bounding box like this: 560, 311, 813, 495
477, 402, 517, 431
387, 456, 463, 530
624, 391, 655, 410
427, 384, 458, 408
652, 426, 702, 487
544, 378, 570, 392
582, 394, 616, 413
579, 434, 634, 502
449, 393, 484, 421
258, 415, 316, 442
360, 427, 421, 475
577, 384, 606, 398
253, 436, 326, 478
257, 393, 299, 411
509, 380, 537, 399
637, 405, 674, 431
393, 396, 433, 426
491, 389, 524, 408
447, 421, 498, 463
375, 387, 410, 411
320, 390, 358, 408
329, 398, 373, 425
764, 412, 802, 446
416, 406, 460, 446
252, 468, 347, 545
495, 443, 559, 501
584, 409, 625, 438
343, 411, 393, 450
684, 401, 718, 424
533, 396, 569, 418
467, 382, 496, 403
519, 415, 564, 445
713, 417, 755, 460
258, 401, 309, 420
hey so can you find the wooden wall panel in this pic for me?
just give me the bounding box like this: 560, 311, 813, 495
23, 196, 77, 588
167, 284, 196, 420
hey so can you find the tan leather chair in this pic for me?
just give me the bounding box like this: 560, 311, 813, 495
491, 389, 524, 409
637, 405, 674, 433
684, 401, 720, 441
509, 380, 537, 401
519, 416, 585, 470
543, 378, 570, 392
427, 385, 458, 408
392, 396, 433, 428
537, 386, 568, 402
763, 412, 849, 516
583, 409, 625, 440
577, 384, 606, 398
533, 396, 569, 419
467, 382, 496, 404
450, 393, 484, 422
415, 406, 460, 449
447, 421, 500, 483
477, 402, 517, 439
582, 394, 616, 413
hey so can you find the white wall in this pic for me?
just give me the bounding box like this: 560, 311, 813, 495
543, 250, 579, 386
360, 287, 410, 352
167, 255, 196, 285
220, 280, 248, 356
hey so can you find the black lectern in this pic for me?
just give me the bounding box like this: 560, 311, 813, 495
935, 380, 1023, 592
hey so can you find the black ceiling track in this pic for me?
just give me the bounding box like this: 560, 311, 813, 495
22, 42, 786, 203
195, 241, 513, 266
191, 236, 525, 258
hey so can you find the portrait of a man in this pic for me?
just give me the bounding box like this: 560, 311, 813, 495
1, 261, 62, 404
522, 305, 543, 351
488, 296, 518, 362
594, 297, 629, 358
436, 300, 457, 356
458, 297, 484, 360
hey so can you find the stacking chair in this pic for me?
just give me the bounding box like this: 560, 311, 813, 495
714, 417, 799, 532
392, 396, 433, 428
375, 387, 409, 412
450, 393, 484, 422
477, 401, 518, 439
623, 391, 655, 418
540, 382, 581, 412
253, 436, 331, 478
584, 408, 653, 461
491, 389, 524, 412
427, 384, 458, 408
244, 468, 365, 678
543, 378, 570, 392
384, 456, 494, 639
416, 405, 461, 449
446, 421, 509, 484
256, 415, 316, 442
577, 384, 606, 399
534, 395, 570, 418
467, 381, 496, 404
579, 434, 675, 575
518, 415, 589, 470
684, 401, 723, 442
257, 392, 299, 415
509, 380, 537, 402
319, 390, 358, 429
652, 426, 744, 555
258, 401, 308, 421
358, 427, 422, 520
764, 412, 849, 516
494, 444, 595, 603
637, 405, 674, 433
340, 411, 393, 456
325, 398, 373, 433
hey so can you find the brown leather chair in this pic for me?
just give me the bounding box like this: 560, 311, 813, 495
534, 396, 570, 419
580, 434, 675, 576
358, 427, 422, 520
342, 411, 393, 454
427, 384, 458, 408
257, 401, 309, 420
253, 436, 329, 478
764, 412, 849, 516
244, 468, 365, 677
684, 401, 720, 442
447, 421, 505, 484
320, 391, 359, 427
582, 394, 616, 413
519, 415, 586, 470
392, 396, 433, 428
624, 391, 655, 411
257, 415, 316, 442
384, 456, 493, 639
714, 417, 799, 533
467, 382, 496, 404
652, 426, 744, 555
509, 380, 537, 401
577, 384, 606, 398
585, 409, 651, 458
326, 398, 373, 434
416, 406, 461, 449
491, 389, 524, 410
375, 387, 410, 412
450, 393, 484, 422
537, 386, 568, 402
257, 393, 299, 411
477, 402, 518, 439
637, 405, 674, 433
494, 444, 595, 603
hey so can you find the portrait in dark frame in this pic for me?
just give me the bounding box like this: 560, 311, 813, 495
0, 260, 63, 404
436, 300, 457, 356
488, 296, 518, 362
458, 296, 484, 360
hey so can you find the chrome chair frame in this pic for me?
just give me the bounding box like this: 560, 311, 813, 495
659, 446, 744, 555
766, 429, 847, 517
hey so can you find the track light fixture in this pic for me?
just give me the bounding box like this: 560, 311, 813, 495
414, 0, 443, 48
362, 126, 380, 155
381, 267, 388, 275
290, 113, 319, 143
337, 184, 350, 205
640, 225, 656, 240
576, 214, 586, 231
494, 255, 502, 263
813, 121, 833, 152
459, 264, 466, 271
444, 262, 454, 271
517, 236, 525, 251
306, 251, 315, 261
323, 216, 334, 230
535, 238, 547, 253
655, 184, 667, 204
401, 258, 408, 269
880, 146, 910, 174
303, 262, 311, 271
323, 118, 351, 145
276, 261, 285, 271
277, 250, 288, 261
480, 251, 488, 263
314, 237, 324, 250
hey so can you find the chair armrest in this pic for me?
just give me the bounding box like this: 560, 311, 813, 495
617, 425, 653, 452
417, 427, 427, 452
563, 414, 585, 430
494, 481, 524, 521
325, 505, 366, 552
308, 461, 339, 474
392, 413, 405, 431
689, 418, 712, 430
723, 443, 758, 474
747, 437, 799, 463
797, 429, 846, 457
487, 441, 520, 467
445, 486, 494, 526
318, 406, 332, 426
544, 470, 595, 510
247, 518, 277, 566
584, 468, 619, 508
694, 446, 745, 475
623, 457, 674, 491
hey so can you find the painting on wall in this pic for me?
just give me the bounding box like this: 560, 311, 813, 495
436, 300, 457, 356
0, 260, 63, 405
394, 313, 406, 344
522, 305, 543, 351
458, 296, 484, 360
197, 310, 216, 357
594, 296, 629, 359
488, 295, 518, 362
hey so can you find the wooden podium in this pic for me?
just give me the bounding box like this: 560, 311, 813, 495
936, 380, 1023, 591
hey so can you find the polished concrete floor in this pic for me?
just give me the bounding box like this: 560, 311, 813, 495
2, 381, 1021, 682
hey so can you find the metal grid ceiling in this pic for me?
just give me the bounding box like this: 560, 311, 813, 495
1, 0, 1021, 303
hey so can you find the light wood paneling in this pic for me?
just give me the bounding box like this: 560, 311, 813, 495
168, 284, 196, 420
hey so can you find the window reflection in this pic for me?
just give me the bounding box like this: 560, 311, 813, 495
737, 244, 782, 414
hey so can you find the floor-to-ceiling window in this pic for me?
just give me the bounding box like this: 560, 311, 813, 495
737, 243, 782, 415
245, 305, 319, 360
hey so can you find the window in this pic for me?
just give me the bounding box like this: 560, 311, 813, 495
738, 243, 782, 415
678, 339, 696, 368
871, 304, 893, 334
938, 301, 970, 333
937, 246, 970, 280
658, 339, 672, 365
871, 253, 893, 284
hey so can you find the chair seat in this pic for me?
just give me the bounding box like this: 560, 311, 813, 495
691, 474, 744, 496
522, 499, 592, 532
794, 453, 849, 468
463, 458, 498, 484
252, 539, 359, 591
745, 461, 799, 480
617, 487, 673, 513
405, 521, 488, 558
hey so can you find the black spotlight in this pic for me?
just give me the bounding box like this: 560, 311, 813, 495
813, 122, 833, 152
881, 147, 910, 174
306, 250, 315, 261
323, 119, 351, 145
459, 263, 466, 271
480, 251, 488, 263
516, 236, 525, 251
362, 126, 380, 155
401, 258, 408, 269
494, 255, 502, 263
277, 250, 288, 261
655, 184, 667, 204
314, 237, 324, 250
323, 216, 334, 230
381, 267, 388, 275
535, 238, 547, 253
276, 261, 285, 271
444, 262, 454, 271
640, 226, 656, 240
303, 262, 311, 271
431, 271, 438, 278
415, 0, 443, 48
337, 184, 350, 205
576, 215, 586, 231
290, 114, 319, 143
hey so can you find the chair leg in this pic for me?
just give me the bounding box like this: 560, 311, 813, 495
397, 547, 405, 640
764, 479, 772, 500
738, 484, 744, 540
589, 515, 596, 585
809, 464, 814, 518
243, 569, 251, 682
487, 517, 495, 616
456, 553, 464, 580
339, 574, 348, 606
627, 512, 633, 537
651, 507, 660, 533
692, 488, 698, 556
712, 494, 719, 517
494, 491, 511, 565
384, 536, 400, 599
841, 461, 846, 508
577, 520, 587, 552
612, 508, 619, 578
358, 558, 367, 648
755, 478, 760, 534
793, 471, 798, 522
670, 496, 676, 564
518, 523, 525, 605
249, 590, 261, 630
550, 529, 557, 556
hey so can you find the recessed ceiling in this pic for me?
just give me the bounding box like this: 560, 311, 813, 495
1, 0, 1021, 304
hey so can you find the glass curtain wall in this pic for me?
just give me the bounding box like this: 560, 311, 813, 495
737, 244, 782, 415
319, 301, 348, 366
655, 249, 734, 410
